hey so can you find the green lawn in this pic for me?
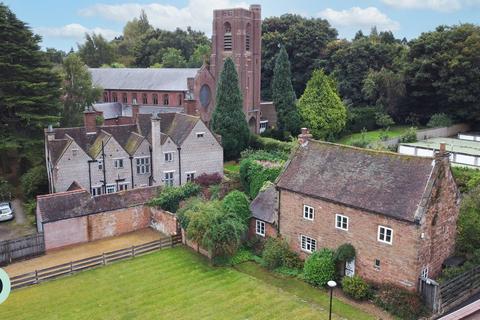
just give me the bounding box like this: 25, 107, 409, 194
224, 161, 240, 172
337, 125, 411, 145
0, 247, 374, 320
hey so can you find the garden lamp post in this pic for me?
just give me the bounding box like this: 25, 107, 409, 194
327, 280, 337, 320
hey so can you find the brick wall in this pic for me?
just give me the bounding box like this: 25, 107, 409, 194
44, 216, 88, 250
279, 189, 422, 290
102, 90, 185, 107
248, 218, 277, 239
181, 228, 212, 259
150, 208, 178, 235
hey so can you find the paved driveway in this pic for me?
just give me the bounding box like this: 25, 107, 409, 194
0, 199, 36, 241
4, 228, 166, 277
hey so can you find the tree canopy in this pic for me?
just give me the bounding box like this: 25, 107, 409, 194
78, 33, 115, 67
211, 58, 250, 160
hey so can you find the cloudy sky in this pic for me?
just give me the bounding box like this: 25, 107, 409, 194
4, 0, 480, 51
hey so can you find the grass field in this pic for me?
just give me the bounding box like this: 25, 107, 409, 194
0, 247, 374, 320
337, 125, 411, 145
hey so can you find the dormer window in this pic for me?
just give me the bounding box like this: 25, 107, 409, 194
224, 22, 232, 51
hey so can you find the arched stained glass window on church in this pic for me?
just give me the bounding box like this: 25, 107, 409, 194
200, 84, 211, 108
224, 22, 232, 51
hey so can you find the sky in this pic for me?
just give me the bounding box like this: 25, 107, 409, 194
4, 0, 480, 51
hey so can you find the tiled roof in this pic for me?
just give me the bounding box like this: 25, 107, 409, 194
37, 186, 160, 223
161, 113, 199, 145
250, 184, 278, 224
93, 103, 185, 120
276, 140, 435, 222
48, 139, 70, 165
89, 68, 199, 91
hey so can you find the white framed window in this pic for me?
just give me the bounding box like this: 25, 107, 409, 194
164, 152, 174, 162
106, 184, 116, 194
378, 226, 393, 244
164, 171, 174, 186
196, 132, 205, 138
186, 172, 196, 182
374, 259, 381, 269
303, 205, 314, 221
255, 220, 265, 237
114, 158, 124, 169
301, 235, 316, 253
421, 266, 429, 278
335, 214, 349, 231
118, 183, 128, 191
72, 148, 78, 156
136, 157, 150, 175
91, 186, 102, 196
97, 159, 103, 170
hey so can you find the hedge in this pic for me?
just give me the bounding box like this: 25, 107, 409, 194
248, 134, 295, 154
148, 182, 201, 212
303, 248, 336, 287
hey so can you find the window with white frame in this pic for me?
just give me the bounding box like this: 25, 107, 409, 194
301, 235, 316, 253
106, 185, 116, 194
114, 158, 124, 169
98, 159, 103, 170
255, 220, 265, 237
72, 148, 78, 156
164, 152, 174, 162
421, 266, 429, 278
118, 183, 128, 191
303, 205, 314, 220
136, 157, 150, 175
186, 172, 196, 182
196, 132, 205, 138
378, 226, 393, 244
91, 186, 102, 196
374, 259, 381, 269
164, 171, 174, 186
335, 214, 349, 231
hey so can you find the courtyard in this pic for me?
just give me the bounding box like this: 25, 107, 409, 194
0, 246, 378, 319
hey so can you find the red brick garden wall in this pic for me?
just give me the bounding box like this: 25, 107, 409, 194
43, 216, 88, 250
150, 208, 178, 235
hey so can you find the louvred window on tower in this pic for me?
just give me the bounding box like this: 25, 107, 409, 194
224, 22, 232, 51
246, 23, 251, 51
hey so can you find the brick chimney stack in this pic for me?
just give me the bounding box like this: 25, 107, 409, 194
435, 142, 450, 164
298, 128, 313, 146
84, 109, 97, 134
46, 124, 55, 141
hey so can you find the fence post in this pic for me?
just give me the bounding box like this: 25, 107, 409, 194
102, 252, 106, 265
70, 261, 73, 274
171, 236, 174, 248
35, 270, 38, 284
132, 245, 135, 258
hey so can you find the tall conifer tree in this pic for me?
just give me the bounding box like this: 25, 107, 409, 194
211, 58, 250, 159
272, 46, 301, 136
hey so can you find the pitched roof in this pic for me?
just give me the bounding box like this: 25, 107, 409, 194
37, 186, 160, 223
89, 68, 199, 91
276, 140, 435, 223
93, 103, 185, 120
48, 138, 70, 165
250, 184, 278, 224
160, 113, 200, 145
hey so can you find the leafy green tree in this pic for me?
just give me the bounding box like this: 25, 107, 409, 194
261, 14, 338, 99
211, 58, 250, 160
297, 70, 347, 139
456, 187, 480, 256
78, 33, 115, 67
0, 177, 12, 200
404, 24, 480, 121
160, 47, 187, 68
61, 53, 102, 127
45, 48, 66, 65
271, 46, 301, 136
188, 44, 211, 67
427, 113, 453, 128
222, 191, 251, 222
20, 165, 48, 199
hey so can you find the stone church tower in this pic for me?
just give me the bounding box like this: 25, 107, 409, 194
196, 5, 262, 133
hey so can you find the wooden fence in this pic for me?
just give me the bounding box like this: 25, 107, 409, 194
0, 233, 45, 266
420, 264, 480, 316
10, 234, 182, 290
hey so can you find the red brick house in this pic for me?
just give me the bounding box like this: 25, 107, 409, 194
275, 131, 459, 290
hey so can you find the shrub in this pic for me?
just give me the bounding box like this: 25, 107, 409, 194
21, 165, 48, 199
230, 248, 256, 265
374, 284, 428, 320
176, 197, 203, 229
245, 236, 265, 255
0, 177, 12, 200
399, 127, 417, 143
248, 135, 294, 154
341, 276, 370, 300
334, 243, 355, 263
261, 237, 302, 270
148, 182, 201, 212
456, 187, 480, 255
346, 106, 378, 133
375, 113, 395, 128
195, 172, 222, 187
222, 190, 251, 222
208, 184, 221, 200
303, 248, 336, 287
427, 113, 452, 128
451, 166, 480, 194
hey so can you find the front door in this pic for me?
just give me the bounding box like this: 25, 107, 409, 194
345, 258, 355, 277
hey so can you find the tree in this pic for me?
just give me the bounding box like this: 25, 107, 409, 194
211, 58, 250, 160
188, 44, 211, 67
222, 191, 251, 222
78, 33, 115, 67
45, 48, 66, 65
271, 46, 301, 136
160, 47, 187, 68
261, 14, 338, 100
404, 24, 480, 122
297, 70, 347, 139
456, 187, 480, 256
0, 4, 62, 134
61, 53, 102, 127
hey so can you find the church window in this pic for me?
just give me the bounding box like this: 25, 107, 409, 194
122, 93, 128, 103
153, 94, 158, 105
224, 22, 232, 51
112, 92, 117, 102
163, 94, 169, 105
142, 93, 148, 104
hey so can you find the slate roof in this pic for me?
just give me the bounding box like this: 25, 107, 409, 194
250, 184, 278, 224
37, 186, 159, 223
276, 140, 435, 223
93, 103, 185, 120
160, 113, 200, 145
89, 68, 199, 91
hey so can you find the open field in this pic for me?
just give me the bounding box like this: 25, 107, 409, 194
337, 125, 411, 145
0, 247, 374, 320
